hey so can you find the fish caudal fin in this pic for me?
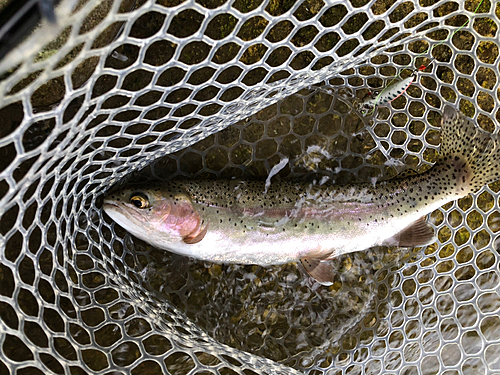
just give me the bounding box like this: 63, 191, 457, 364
439, 105, 500, 194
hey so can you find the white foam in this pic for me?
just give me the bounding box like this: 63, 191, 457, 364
384, 158, 405, 168
264, 157, 289, 194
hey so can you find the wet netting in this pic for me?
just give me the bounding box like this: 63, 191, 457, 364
1, 0, 500, 374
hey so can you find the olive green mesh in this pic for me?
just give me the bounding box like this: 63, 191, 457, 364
0, 0, 499, 374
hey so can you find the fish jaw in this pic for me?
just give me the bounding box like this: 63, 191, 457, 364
102, 198, 184, 248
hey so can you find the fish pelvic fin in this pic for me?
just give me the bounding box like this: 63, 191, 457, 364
384, 217, 435, 247
439, 105, 500, 194
300, 251, 336, 286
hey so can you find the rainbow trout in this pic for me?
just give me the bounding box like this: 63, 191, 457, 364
103, 106, 500, 285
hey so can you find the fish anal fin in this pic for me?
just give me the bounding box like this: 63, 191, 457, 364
386, 217, 435, 247
300, 251, 335, 286
183, 222, 209, 244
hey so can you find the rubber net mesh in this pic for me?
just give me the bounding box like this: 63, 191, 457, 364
1, 0, 500, 374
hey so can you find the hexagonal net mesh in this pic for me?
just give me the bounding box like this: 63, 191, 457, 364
1, 0, 500, 374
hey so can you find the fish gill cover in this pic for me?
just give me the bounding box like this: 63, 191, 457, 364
0, 0, 499, 374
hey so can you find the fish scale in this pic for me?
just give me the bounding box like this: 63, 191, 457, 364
103, 106, 500, 285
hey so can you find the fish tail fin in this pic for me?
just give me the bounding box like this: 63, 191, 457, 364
439, 105, 500, 195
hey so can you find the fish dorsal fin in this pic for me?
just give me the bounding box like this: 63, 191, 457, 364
386, 217, 435, 247
300, 251, 335, 286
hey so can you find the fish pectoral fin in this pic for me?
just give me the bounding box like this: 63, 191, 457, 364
300, 253, 335, 286
183, 222, 209, 244
386, 217, 435, 247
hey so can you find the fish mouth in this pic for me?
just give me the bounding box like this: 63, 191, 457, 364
102, 200, 124, 215
103, 199, 120, 209
102, 200, 139, 234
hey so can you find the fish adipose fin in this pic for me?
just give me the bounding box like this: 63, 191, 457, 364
439, 105, 500, 194
384, 217, 435, 247
300, 252, 335, 286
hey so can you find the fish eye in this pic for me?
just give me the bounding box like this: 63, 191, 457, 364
130, 193, 149, 209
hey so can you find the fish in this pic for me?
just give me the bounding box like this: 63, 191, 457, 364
361, 75, 416, 115
103, 106, 500, 285
360, 61, 434, 116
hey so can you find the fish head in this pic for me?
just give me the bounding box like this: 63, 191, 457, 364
103, 183, 207, 247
